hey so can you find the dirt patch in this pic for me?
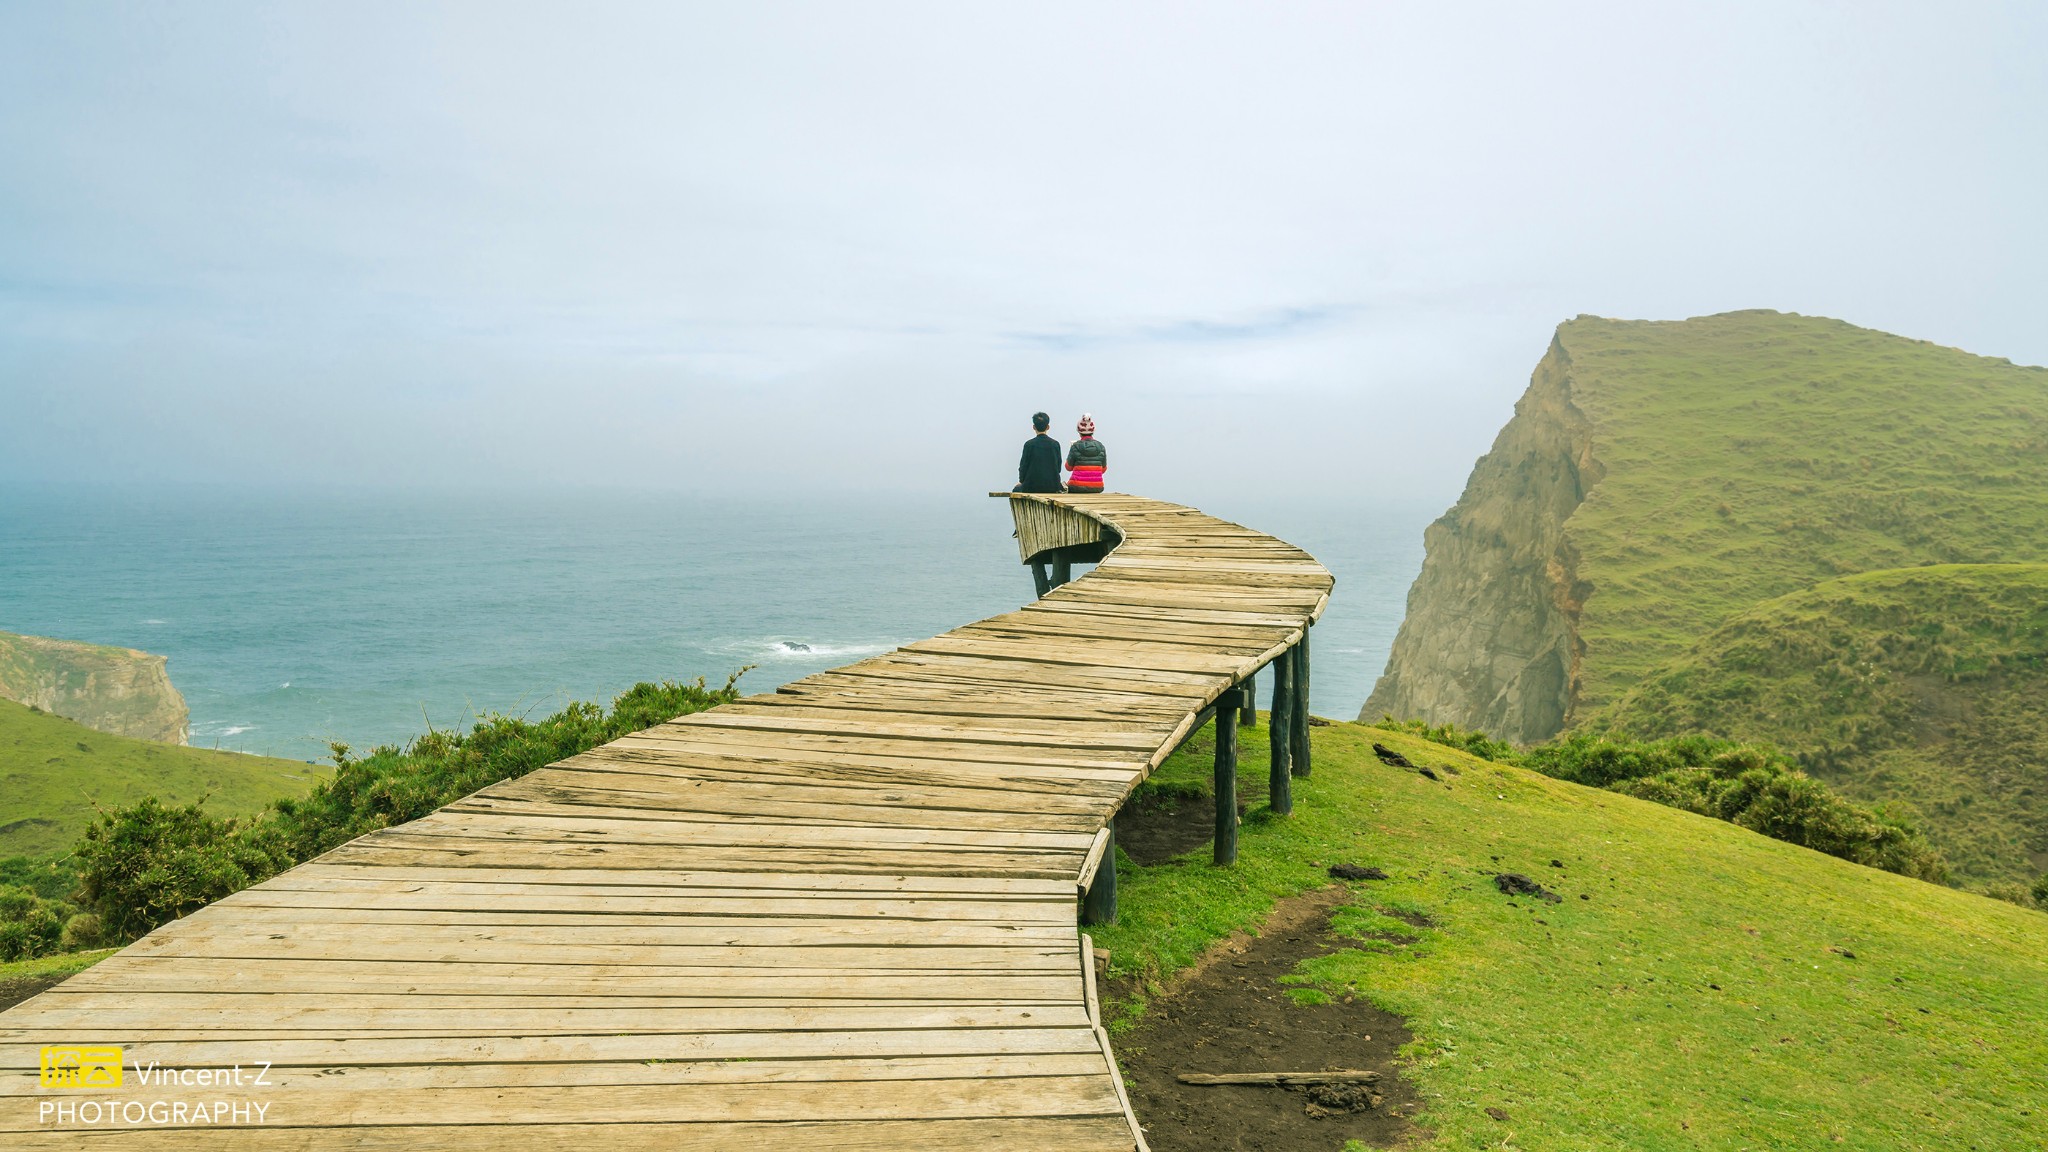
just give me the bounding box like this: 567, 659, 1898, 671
1112, 889, 1421, 1151
0, 971, 74, 1013
1117, 774, 1272, 866
1492, 873, 1563, 903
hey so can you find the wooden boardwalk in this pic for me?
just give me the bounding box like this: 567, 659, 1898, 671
2, 493, 1332, 1149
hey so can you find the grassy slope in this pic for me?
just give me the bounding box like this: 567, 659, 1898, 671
1098, 722, 2048, 1152
1558, 310, 2048, 717
1599, 564, 2048, 887
0, 698, 327, 859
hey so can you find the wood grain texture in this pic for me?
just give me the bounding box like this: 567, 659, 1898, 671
0, 492, 1329, 1150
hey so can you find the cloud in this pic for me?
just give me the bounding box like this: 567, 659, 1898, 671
2, 1, 2044, 498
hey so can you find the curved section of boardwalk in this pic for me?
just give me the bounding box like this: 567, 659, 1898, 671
2, 493, 1332, 1150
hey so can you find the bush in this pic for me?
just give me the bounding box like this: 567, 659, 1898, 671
59, 912, 104, 951
1984, 881, 2039, 909
1519, 730, 1736, 788
73, 799, 288, 942
2033, 873, 2048, 909
1490, 733, 1950, 884
1376, 717, 1520, 763
1604, 746, 1947, 883
67, 677, 740, 945
0, 885, 67, 961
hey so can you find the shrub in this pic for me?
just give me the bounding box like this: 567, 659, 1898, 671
0, 885, 67, 961
1984, 881, 2039, 909
73, 799, 288, 942
1605, 746, 1947, 883
1519, 730, 1735, 788
2033, 873, 2048, 909
59, 912, 104, 951
1377, 717, 1520, 763
1480, 732, 1951, 884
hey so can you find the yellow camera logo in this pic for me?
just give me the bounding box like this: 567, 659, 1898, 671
39, 1046, 123, 1089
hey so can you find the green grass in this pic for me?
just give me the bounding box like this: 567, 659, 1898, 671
1600, 564, 2048, 888
1096, 720, 2048, 1151
0, 947, 114, 987
1554, 311, 2048, 717
0, 697, 328, 859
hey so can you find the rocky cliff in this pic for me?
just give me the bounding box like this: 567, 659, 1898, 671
1361, 333, 1599, 742
0, 631, 190, 744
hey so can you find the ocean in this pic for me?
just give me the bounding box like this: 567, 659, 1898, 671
0, 487, 1432, 762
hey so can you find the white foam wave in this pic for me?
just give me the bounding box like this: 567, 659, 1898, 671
221, 725, 254, 737
713, 638, 900, 662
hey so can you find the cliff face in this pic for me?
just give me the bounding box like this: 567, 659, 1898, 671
0, 631, 190, 744
1362, 335, 1599, 742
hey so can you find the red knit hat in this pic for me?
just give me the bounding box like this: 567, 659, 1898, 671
1076, 413, 1095, 436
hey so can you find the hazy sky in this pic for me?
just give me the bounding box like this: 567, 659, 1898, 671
4, 2, 2043, 507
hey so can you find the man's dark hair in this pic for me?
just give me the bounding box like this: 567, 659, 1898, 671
1032, 412, 1050, 432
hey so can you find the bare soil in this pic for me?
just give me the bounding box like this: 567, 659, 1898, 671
1111, 889, 1422, 1151
0, 971, 70, 1012
1115, 758, 1269, 867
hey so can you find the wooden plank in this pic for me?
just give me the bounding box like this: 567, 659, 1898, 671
0, 1025, 1109, 1067
842, 649, 1222, 693
485, 768, 1114, 820
1074, 827, 1113, 897
112, 906, 1086, 941
618, 726, 1151, 773
446, 790, 1104, 836
319, 836, 1089, 879
2, 1118, 1140, 1151
260, 865, 1079, 896
209, 889, 1079, 924
1020, 599, 1311, 628
559, 743, 1139, 795
395, 808, 1098, 851
769, 675, 1191, 718
669, 707, 1166, 750
956, 619, 1283, 656
49, 963, 1082, 1003
904, 635, 1253, 676
2, 997, 1093, 1034
0, 1074, 1124, 1129
0, 1053, 1111, 1098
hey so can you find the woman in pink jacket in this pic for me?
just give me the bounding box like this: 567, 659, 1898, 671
1065, 414, 1107, 493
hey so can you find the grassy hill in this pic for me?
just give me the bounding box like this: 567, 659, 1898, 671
1557, 311, 2048, 716
0, 697, 326, 859
1098, 720, 2048, 1151
1596, 564, 2048, 889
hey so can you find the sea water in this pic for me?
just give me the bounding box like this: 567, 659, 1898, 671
0, 486, 1430, 762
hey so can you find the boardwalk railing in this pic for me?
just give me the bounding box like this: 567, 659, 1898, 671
2, 492, 1332, 1151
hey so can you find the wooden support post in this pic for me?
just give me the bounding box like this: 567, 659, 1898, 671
1050, 555, 1072, 588
1268, 647, 1294, 815
1239, 671, 1257, 728
1082, 824, 1117, 925
1214, 689, 1240, 865
1291, 626, 1312, 778
1030, 560, 1052, 599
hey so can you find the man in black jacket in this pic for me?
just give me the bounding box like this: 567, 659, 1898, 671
1014, 412, 1063, 493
